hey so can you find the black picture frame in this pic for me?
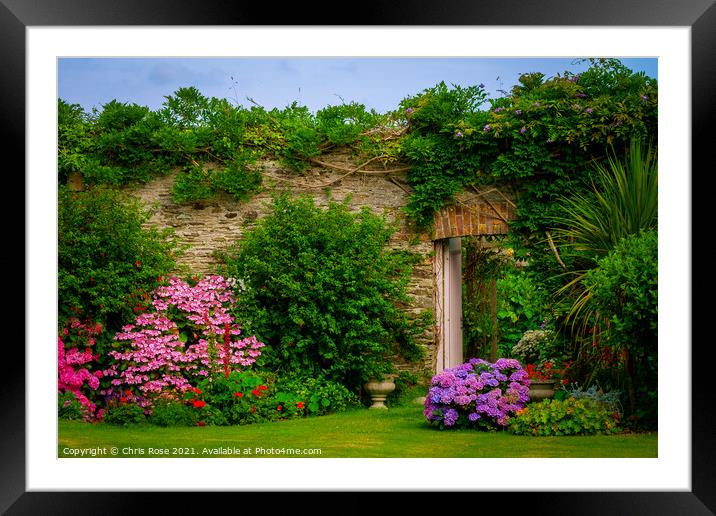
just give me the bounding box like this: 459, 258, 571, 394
4, 1, 712, 513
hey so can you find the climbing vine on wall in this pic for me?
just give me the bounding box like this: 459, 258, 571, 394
58, 58, 656, 237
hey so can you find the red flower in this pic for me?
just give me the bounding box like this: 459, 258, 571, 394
194, 388, 202, 395
296, 402, 305, 409
196, 421, 206, 427
134, 260, 142, 267
233, 392, 244, 398
125, 389, 132, 396
277, 405, 283, 411
259, 385, 268, 391
119, 397, 128, 403
251, 389, 260, 397
192, 400, 206, 408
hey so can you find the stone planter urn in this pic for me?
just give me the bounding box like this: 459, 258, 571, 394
528, 379, 556, 402
364, 377, 396, 409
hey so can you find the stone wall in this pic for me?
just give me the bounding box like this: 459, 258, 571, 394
124, 149, 437, 375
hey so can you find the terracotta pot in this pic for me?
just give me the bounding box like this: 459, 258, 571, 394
528, 379, 556, 402
363, 379, 396, 409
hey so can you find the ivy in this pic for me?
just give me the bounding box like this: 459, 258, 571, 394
58, 59, 656, 233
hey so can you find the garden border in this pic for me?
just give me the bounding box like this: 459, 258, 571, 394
8, 1, 712, 513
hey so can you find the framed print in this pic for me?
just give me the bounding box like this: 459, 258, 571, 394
5, 0, 714, 513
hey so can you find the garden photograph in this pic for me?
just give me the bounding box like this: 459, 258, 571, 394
55, 56, 659, 460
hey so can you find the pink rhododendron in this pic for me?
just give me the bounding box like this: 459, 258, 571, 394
57, 317, 103, 421
103, 275, 264, 406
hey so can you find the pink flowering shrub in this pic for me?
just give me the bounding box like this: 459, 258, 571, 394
58, 317, 104, 421
102, 275, 264, 406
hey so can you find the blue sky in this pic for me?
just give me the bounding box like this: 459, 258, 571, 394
58, 57, 658, 114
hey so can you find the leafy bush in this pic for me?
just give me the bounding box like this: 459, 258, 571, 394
58, 99, 92, 184
210, 152, 263, 201
583, 229, 657, 426
58, 185, 179, 359
275, 374, 361, 415
184, 370, 325, 426
496, 269, 550, 355
315, 102, 379, 145
103, 402, 146, 426
148, 398, 198, 427
509, 398, 620, 436
58, 391, 86, 421
172, 152, 263, 204
219, 194, 429, 392
424, 358, 530, 430
171, 163, 215, 203
187, 370, 270, 426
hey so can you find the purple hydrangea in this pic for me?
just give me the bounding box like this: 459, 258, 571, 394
405, 107, 414, 114
423, 358, 530, 430
585, 107, 593, 114
455, 131, 463, 139
520, 126, 527, 135
514, 109, 522, 116
483, 124, 491, 132
494, 107, 505, 113
443, 408, 459, 427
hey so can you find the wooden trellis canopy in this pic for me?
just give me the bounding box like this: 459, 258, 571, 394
433, 194, 516, 240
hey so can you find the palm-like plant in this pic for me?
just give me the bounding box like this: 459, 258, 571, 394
550, 139, 658, 332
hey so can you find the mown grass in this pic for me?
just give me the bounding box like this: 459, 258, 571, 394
58, 405, 657, 458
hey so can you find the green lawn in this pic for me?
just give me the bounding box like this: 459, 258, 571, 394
58, 405, 657, 458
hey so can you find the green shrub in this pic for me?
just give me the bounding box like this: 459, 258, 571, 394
185, 370, 361, 426
104, 403, 146, 426
218, 194, 429, 392
211, 152, 263, 201
509, 398, 619, 436
496, 268, 550, 355
275, 374, 361, 415
57, 185, 179, 360
58, 392, 85, 421
149, 399, 197, 427
584, 229, 658, 427
188, 370, 283, 426
171, 163, 215, 203
58, 99, 92, 184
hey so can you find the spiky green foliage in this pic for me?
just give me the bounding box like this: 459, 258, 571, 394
550, 140, 657, 331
